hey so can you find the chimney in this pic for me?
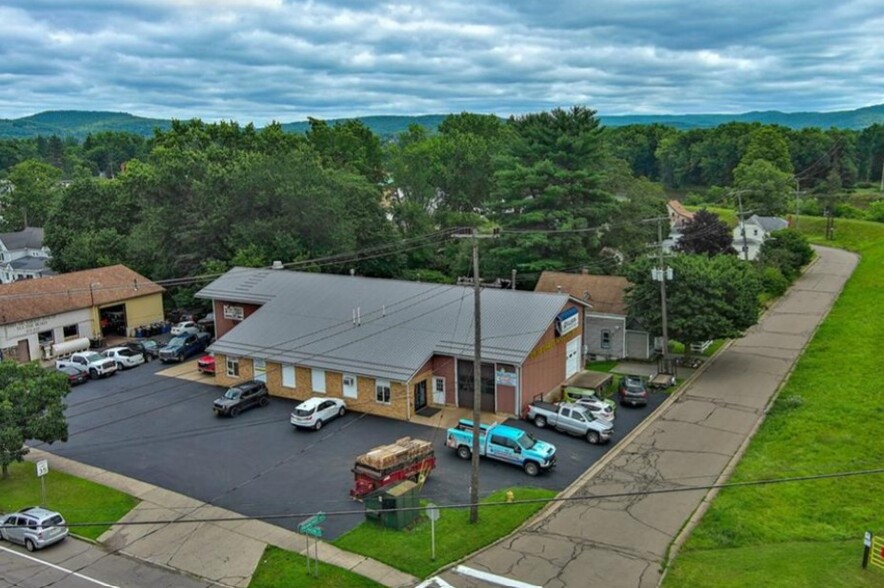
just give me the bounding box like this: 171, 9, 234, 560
556, 285, 562, 293
271, 260, 283, 270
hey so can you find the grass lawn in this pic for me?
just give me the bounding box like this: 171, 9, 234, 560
249, 546, 382, 588
586, 359, 618, 372
0, 460, 138, 540
334, 487, 556, 578
663, 217, 884, 586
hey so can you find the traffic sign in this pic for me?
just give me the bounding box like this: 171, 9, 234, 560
426, 503, 440, 522
36, 460, 49, 478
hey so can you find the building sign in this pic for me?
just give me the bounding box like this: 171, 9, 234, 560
495, 370, 518, 387
555, 307, 579, 337
9, 317, 50, 336
223, 304, 244, 321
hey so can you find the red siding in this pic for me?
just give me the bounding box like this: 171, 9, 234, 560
519, 302, 583, 414
213, 300, 262, 339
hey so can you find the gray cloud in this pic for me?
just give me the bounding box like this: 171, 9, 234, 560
0, 1, 880, 123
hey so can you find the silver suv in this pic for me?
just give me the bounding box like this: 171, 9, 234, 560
0, 506, 68, 551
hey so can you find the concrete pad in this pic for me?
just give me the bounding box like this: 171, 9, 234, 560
163, 523, 264, 587
91, 470, 157, 498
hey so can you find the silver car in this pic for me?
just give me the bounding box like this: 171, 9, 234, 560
0, 506, 68, 551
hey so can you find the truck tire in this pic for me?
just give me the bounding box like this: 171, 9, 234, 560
90, 369, 99, 380
523, 461, 540, 476
586, 431, 601, 444
533, 415, 547, 428
457, 445, 471, 460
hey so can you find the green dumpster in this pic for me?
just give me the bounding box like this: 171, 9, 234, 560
364, 480, 420, 530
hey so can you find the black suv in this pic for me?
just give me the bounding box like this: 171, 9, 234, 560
213, 380, 269, 417
618, 375, 649, 407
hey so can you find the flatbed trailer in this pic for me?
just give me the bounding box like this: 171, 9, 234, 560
350, 437, 436, 499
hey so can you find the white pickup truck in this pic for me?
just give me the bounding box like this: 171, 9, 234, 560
526, 401, 614, 444
56, 351, 118, 379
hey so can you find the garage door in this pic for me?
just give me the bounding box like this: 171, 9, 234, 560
566, 336, 581, 378
626, 330, 650, 359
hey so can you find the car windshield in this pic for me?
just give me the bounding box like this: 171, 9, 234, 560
223, 389, 241, 400
167, 336, 186, 346
143, 341, 157, 349
83, 353, 103, 363
517, 432, 536, 450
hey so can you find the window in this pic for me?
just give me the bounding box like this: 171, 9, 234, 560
63, 324, 78, 339
375, 379, 391, 404
311, 368, 326, 393
282, 365, 296, 388
254, 359, 267, 382
601, 330, 612, 349
226, 357, 239, 377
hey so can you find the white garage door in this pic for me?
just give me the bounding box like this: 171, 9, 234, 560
566, 336, 581, 378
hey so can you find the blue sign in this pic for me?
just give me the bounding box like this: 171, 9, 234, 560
555, 307, 580, 337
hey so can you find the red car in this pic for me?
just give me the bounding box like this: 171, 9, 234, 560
197, 354, 215, 375
58, 365, 89, 386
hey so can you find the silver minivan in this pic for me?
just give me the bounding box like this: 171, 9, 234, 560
0, 506, 68, 551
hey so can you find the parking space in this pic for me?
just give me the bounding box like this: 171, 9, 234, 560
41, 361, 666, 540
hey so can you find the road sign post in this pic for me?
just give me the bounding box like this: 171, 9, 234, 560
426, 503, 440, 561
36, 460, 49, 506
298, 513, 325, 578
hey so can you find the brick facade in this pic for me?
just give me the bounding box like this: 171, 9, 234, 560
213, 300, 262, 339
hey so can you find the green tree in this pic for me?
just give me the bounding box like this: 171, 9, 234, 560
488, 106, 616, 283
0, 361, 70, 478
625, 254, 762, 349
675, 209, 735, 256
742, 127, 793, 173
758, 228, 813, 280
732, 159, 793, 215
2, 159, 62, 230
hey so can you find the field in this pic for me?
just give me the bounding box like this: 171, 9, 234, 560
662, 217, 884, 586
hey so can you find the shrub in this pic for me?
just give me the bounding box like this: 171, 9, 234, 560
759, 265, 789, 297
834, 204, 866, 219
758, 229, 814, 281
866, 200, 884, 223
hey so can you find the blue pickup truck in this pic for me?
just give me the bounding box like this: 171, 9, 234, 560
445, 419, 557, 476
158, 331, 211, 363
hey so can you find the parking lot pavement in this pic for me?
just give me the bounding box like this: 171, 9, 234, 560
39, 360, 666, 541
0, 537, 213, 588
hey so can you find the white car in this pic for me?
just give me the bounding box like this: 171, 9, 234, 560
573, 397, 616, 422
290, 397, 346, 430
101, 347, 145, 370
171, 321, 198, 336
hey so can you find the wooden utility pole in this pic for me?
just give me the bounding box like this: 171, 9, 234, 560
644, 217, 672, 373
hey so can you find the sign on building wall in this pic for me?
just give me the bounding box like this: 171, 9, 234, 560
223, 304, 245, 321
495, 370, 518, 387
555, 307, 580, 337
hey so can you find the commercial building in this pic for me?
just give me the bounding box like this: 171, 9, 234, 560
197, 268, 587, 421
0, 265, 164, 362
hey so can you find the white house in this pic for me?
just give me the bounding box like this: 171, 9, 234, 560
0, 227, 53, 283
733, 215, 789, 261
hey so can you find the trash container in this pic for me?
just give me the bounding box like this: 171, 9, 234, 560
364, 480, 420, 530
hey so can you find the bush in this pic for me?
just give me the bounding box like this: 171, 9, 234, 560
834, 204, 866, 219
866, 200, 884, 223
684, 192, 706, 206
759, 266, 789, 297
798, 199, 822, 216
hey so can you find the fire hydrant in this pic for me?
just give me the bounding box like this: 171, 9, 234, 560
506, 490, 515, 503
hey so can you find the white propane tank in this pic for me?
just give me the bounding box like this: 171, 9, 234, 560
51, 337, 91, 358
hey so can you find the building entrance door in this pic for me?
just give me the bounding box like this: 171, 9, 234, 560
414, 380, 427, 412
17, 339, 30, 362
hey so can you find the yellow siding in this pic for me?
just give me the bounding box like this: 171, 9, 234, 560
124, 294, 164, 336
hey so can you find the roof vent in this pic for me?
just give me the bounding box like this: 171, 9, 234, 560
271, 260, 284, 270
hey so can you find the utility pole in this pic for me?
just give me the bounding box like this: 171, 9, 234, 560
644, 218, 672, 374
452, 228, 497, 524
736, 191, 750, 261
880, 159, 884, 193
794, 178, 801, 230
511, 269, 516, 290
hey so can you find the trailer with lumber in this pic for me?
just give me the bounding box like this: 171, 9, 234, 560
350, 437, 436, 499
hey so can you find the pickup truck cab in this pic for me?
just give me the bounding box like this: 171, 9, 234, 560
446, 419, 556, 476
55, 352, 117, 379
159, 332, 211, 363
526, 401, 614, 444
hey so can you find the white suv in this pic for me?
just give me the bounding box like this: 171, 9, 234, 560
290, 397, 347, 430
0, 507, 68, 551
56, 351, 117, 379
101, 347, 145, 370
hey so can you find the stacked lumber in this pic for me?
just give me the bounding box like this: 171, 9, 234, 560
356, 437, 433, 470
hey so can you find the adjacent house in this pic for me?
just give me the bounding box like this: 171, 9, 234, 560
732, 215, 789, 261
196, 267, 588, 421
0, 265, 164, 362
0, 227, 53, 283
667, 200, 694, 230
534, 270, 653, 361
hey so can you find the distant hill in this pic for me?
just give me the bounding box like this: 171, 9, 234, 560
0, 104, 882, 140
0, 111, 172, 140
599, 103, 884, 130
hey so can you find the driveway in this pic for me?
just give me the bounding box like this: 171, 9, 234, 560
40, 361, 665, 540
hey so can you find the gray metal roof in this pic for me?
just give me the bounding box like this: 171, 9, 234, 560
8, 256, 53, 273
0, 227, 45, 251
749, 215, 789, 233
198, 268, 573, 382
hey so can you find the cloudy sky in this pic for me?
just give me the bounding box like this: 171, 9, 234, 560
1, 0, 881, 124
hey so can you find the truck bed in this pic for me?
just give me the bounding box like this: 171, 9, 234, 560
529, 401, 558, 413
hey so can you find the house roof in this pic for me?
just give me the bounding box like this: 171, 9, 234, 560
667, 200, 694, 220
0, 264, 164, 326
749, 215, 789, 233
196, 268, 575, 382
8, 256, 54, 273
0, 227, 45, 251
534, 271, 630, 316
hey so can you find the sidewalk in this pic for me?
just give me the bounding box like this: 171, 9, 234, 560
435, 246, 857, 588
26, 448, 417, 588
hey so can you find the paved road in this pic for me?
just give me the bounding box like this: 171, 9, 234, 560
434, 246, 857, 588
0, 538, 212, 588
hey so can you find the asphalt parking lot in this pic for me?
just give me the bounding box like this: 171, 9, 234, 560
38, 359, 666, 540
